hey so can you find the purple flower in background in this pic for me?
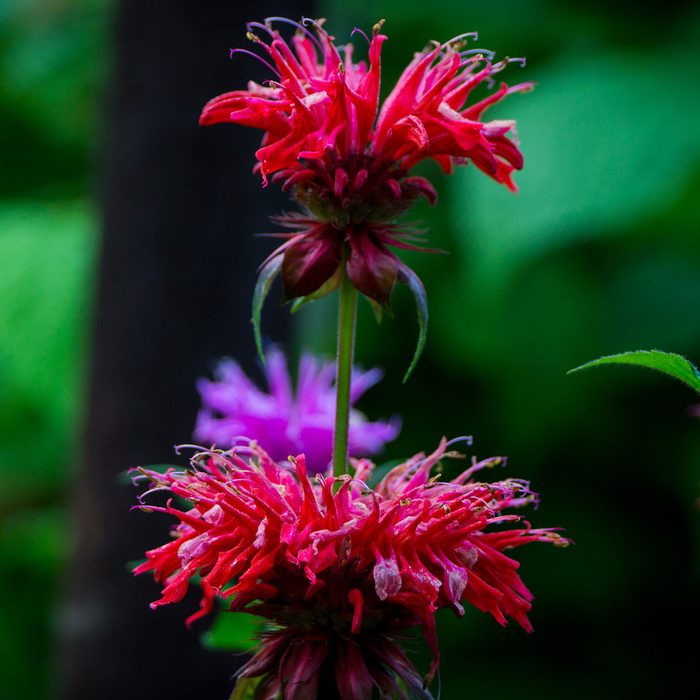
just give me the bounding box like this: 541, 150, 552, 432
194, 348, 400, 473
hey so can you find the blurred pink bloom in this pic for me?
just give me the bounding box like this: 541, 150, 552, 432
134, 438, 569, 698
194, 347, 399, 474
200, 18, 530, 306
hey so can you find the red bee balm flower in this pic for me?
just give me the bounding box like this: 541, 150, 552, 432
134, 439, 569, 699
200, 18, 531, 308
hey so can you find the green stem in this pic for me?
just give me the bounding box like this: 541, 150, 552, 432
332, 265, 358, 477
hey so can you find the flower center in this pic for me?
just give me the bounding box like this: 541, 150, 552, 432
290, 154, 423, 228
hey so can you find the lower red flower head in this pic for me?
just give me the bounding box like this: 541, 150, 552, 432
133, 438, 569, 698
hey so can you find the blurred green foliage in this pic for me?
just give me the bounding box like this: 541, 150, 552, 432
0, 1, 105, 698
1, 0, 699, 698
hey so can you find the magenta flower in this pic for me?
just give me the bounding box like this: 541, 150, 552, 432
194, 347, 399, 474
134, 438, 569, 698
201, 17, 531, 314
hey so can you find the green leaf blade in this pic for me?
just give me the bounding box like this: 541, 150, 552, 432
568, 350, 700, 394
229, 676, 261, 700
398, 265, 429, 383
251, 256, 283, 365
201, 611, 262, 653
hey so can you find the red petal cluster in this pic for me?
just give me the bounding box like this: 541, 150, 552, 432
134, 439, 568, 698
200, 18, 531, 305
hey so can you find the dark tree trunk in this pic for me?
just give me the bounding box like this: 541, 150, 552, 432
56, 2, 312, 698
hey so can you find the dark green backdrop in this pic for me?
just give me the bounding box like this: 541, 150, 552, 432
0, 0, 697, 697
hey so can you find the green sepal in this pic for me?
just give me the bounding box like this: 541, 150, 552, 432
399, 266, 429, 383
367, 295, 395, 323
252, 256, 283, 366
368, 298, 383, 323
228, 675, 262, 700
290, 266, 342, 313
568, 349, 700, 394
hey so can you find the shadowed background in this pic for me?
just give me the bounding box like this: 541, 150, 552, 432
0, 0, 698, 698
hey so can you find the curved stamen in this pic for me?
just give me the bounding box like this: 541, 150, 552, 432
459, 47, 496, 60
267, 16, 324, 51
445, 435, 474, 449
351, 26, 370, 45
301, 16, 331, 39
491, 56, 527, 74
441, 31, 478, 49
459, 54, 493, 70
230, 48, 281, 77
174, 443, 209, 453
406, 436, 474, 479
246, 21, 275, 38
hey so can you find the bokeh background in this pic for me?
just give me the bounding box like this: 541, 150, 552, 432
1, 0, 698, 698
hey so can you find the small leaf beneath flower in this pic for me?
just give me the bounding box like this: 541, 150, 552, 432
290, 266, 342, 313
398, 264, 428, 383
252, 256, 283, 366
568, 350, 700, 394
228, 675, 261, 700
202, 610, 262, 652
368, 297, 384, 324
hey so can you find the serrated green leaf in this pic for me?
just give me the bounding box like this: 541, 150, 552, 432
228, 675, 262, 700
252, 256, 283, 366
201, 611, 262, 652
399, 266, 429, 383
568, 350, 700, 394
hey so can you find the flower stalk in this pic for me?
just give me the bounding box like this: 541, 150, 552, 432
333, 261, 359, 476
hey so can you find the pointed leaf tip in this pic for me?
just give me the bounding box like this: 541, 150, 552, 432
568, 349, 700, 395
252, 255, 283, 365
398, 265, 428, 383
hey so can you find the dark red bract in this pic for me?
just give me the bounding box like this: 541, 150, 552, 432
200, 18, 531, 306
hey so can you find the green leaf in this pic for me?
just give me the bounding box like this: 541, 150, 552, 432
252, 256, 283, 366
290, 266, 341, 313
367, 297, 384, 324
399, 265, 429, 383
568, 350, 700, 394
228, 676, 261, 700
201, 611, 262, 652
365, 459, 403, 489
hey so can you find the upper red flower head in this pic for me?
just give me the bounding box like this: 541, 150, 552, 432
200, 18, 531, 309
201, 18, 529, 193
134, 438, 568, 698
